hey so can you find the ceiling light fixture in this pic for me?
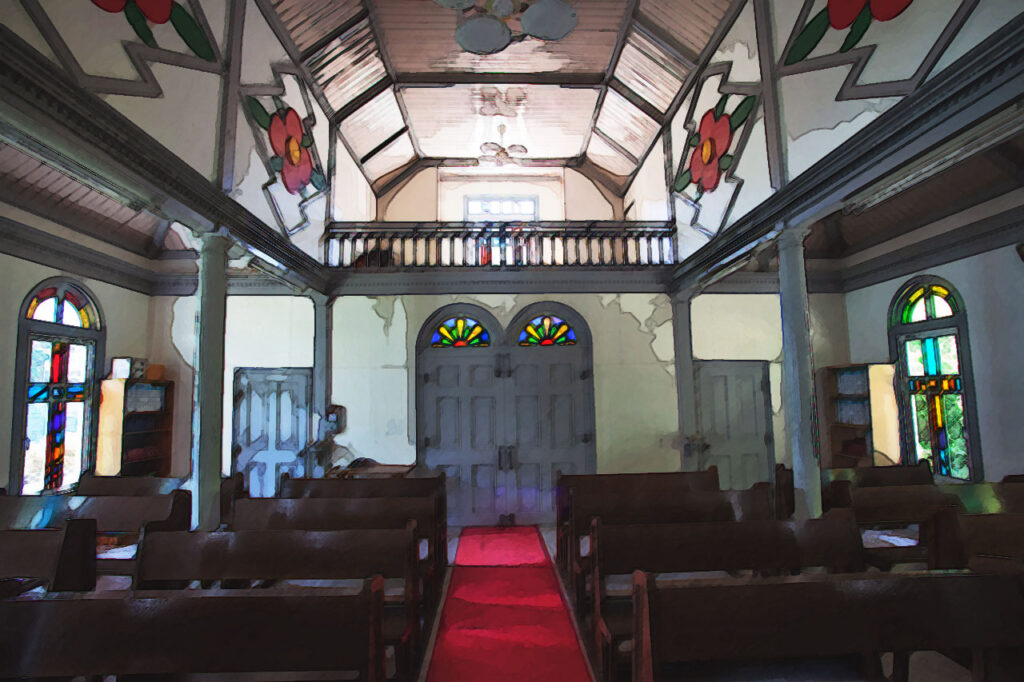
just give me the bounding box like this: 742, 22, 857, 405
434, 0, 578, 56
479, 123, 528, 166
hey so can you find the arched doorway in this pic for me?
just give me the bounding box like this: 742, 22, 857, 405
416, 302, 596, 526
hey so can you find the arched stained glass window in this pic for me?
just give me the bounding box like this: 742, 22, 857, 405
430, 317, 491, 348
889, 278, 975, 481
519, 315, 577, 346
16, 281, 104, 494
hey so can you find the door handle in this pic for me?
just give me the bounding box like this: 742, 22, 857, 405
581, 433, 593, 444
507, 445, 516, 470
497, 446, 505, 471
506, 354, 514, 378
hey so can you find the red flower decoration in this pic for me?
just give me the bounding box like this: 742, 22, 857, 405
92, 0, 173, 24
269, 108, 313, 194
827, 0, 913, 29
688, 109, 733, 193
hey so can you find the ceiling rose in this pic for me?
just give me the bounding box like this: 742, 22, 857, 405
436, 0, 579, 56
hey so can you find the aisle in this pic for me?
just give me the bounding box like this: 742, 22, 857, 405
424, 526, 593, 682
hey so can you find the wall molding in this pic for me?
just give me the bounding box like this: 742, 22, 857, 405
328, 268, 673, 296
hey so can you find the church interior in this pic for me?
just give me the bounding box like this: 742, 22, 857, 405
1, 0, 1024, 679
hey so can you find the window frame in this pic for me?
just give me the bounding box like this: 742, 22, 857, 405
886, 276, 983, 482
463, 195, 540, 223
10, 278, 106, 495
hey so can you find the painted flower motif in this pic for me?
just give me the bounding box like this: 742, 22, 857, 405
786, 0, 915, 64
672, 94, 755, 199
246, 96, 327, 196
688, 110, 733, 194
90, 0, 215, 61
92, 0, 172, 24
270, 109, 314, 194
827, 0, 913, 29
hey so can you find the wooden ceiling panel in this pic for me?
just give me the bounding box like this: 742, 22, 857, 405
595, 88, 661, 159
637, 0, 731, 58
270, 0, 365, 54
614, 28, 690, 113
339, 88, 406, 160
306, 18, 388, 112
401, 84, 599, 159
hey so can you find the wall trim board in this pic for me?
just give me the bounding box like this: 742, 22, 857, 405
840, 206, 1024, 292
671, 14, 1024, 293
328, 268, 673, 296
0, 26, 328, 293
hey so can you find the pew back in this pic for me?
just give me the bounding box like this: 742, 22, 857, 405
0, 518, 96, 591
76, 474, 183, 496
0, 489, 190, 532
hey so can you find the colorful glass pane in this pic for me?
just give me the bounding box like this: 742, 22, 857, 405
519, 315, 577, 346
900, 285, 957, 325
904, 339, 924, 377
431, 317, 490, 348
22, 403, 48, 495
68, 344, 88, 383
44, 399, 66, 490
31, 297, 57, 323
932, 295, 953, 318
61, 300, 83, 327
29, 340, 52, 383
943, 393, 969, 480
911, 394, 933, 467
27, 383, 48, 403
937, 335, 959, 375
61, 402, 85, 492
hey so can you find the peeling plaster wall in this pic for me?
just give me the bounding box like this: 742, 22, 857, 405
148, 296, 197, 477
845, 245, 1024, 481
0, 252, 151, 489
330, 294, 679, 473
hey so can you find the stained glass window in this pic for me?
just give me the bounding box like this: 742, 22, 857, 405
18, 281, 102, 494
890, 280, 971, 480
519, 315, 577, 346
431, 317, 490, 348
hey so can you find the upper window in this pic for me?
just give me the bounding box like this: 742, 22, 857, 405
16, 281, 103, 494
431, 317, 491, 348
889, 279, 974, 480
465, 196, 538, 222
518, 315, 577, 347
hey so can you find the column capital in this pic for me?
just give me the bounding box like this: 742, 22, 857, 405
199, 227, 231, 249
776, 223, 812, 252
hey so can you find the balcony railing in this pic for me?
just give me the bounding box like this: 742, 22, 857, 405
325, 222, 678, 269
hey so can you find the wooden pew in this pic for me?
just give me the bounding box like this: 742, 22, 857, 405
588, 511, 865, 681
927, 509, 1024, 571
279, 472, 447, 566
76, 473, 183, 496
229, 495, 443, 604
134, 522, 423, 678
0, 518, 96, 595
632, 569, 1024, 682
0, 489, 191, 577
555, 469, 721, 573
822, 461, 934, 508
0, 580, 385, 680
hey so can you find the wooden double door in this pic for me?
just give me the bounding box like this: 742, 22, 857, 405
418, 321, 594, 527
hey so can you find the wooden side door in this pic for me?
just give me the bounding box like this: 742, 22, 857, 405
695, 360, 774, 490
232, 368, 313, 498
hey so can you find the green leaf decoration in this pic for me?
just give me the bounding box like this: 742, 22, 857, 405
270, 156, 284, 172
672, 168, 692, 193
719, 154, 734, 170
784, 8, 830, 66
170, 3, 215, 61
840, 6, 873, 53
247, 96, 272, 130
730, 95, 757, 131
301, 134, 313, 148
272, 96, 288, 114
688, 134, 700, 148
714, 94, 728, 120
310, 169, 327, 192
125, 2, 157, 49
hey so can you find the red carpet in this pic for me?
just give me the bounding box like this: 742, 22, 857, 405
425, 527, 593, 682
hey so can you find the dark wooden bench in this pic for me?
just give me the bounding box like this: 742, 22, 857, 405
280, 472, 447, 567
76, 473, 183, 496
822, 461, 934, 509
229, 495, 443, 604
133, 522, 423, 678
0, 579, 385, 680
0, 518, 96, 595
927, 509, 1024, 571
588, 511, 865, 681
632, 569, 1024, 682
555, 469, 721, 574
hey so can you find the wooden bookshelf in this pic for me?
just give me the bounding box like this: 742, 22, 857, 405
97, 379, 174, 477
816, 365, 873, 469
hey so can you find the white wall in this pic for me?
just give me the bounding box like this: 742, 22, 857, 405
844, 245, 1024, 480
0, 252, 151, 489
624, 136, 670, 221
331, 294, 679, 473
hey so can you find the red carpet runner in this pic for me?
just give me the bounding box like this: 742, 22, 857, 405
425, 526, 593, 682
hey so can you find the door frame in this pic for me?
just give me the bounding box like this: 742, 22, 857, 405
414, 301, 598, 476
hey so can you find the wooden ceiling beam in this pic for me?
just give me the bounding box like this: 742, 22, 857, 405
394, 72, 605, 87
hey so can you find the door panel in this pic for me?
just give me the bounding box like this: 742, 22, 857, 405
696, 361, 773, 491
233, 368, 312, 498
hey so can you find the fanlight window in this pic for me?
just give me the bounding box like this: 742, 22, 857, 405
431, 317, 491, 348
519, 315, 577, 346
26, 286, 99, 329
894, 284, 957, 325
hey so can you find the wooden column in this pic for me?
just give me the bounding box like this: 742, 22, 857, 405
777, 223, 821, 517
310, 292, 331, 477
194, 229, 229, 530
